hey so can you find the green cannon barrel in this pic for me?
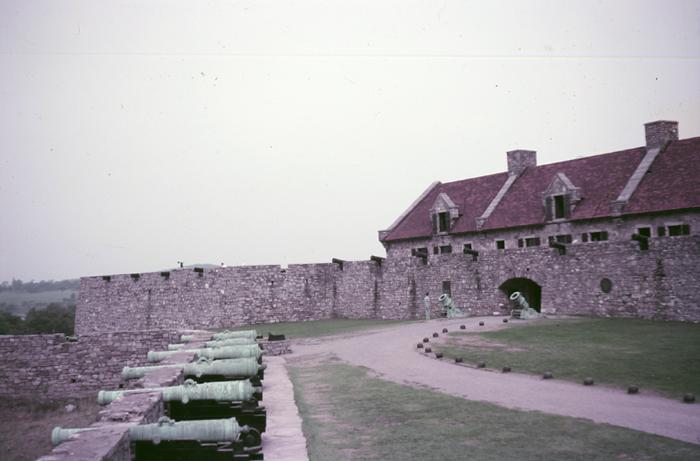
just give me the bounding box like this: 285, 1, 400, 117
130, 416, 247, 443
148, 344, 262, 363
212, 329, 258, 340
51, 427, 98, 446
53, 417, 260, 447
98, 379, 261, 405
122, 357, 265, 380
205, 337, 258, 348
168, 336, 257, 351
509, 291, 541, 319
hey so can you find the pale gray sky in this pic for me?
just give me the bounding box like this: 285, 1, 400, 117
1, 0, 699, 282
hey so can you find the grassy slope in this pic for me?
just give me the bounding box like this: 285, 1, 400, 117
435, 318, 700, 397
223, 319, 414, 339
288, 357, 700, 461
0, 398, 99, 461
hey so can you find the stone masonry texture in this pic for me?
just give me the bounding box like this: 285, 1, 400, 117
0, 330, 180, 400
76, 235, 700, 334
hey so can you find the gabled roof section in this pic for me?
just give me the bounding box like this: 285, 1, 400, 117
543, 172, 582, 200
625, 136, 700, 214
483, 147, 645, 229
381, 136, 700, 242
382, 172, 508, 241
431, 192, 457, 211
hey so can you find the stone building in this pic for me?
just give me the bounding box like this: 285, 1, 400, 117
378, 120, 699, 308
76, 120, 700, 333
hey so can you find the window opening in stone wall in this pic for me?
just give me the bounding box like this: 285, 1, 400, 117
668, 224, 690, 236
440, 245, 452, 254
433, 246, 439, 254
589, 231, 608, 242
442, 280, 452, 296
582, 233, 589, 242
438, 212, 450, 233
600, 278, 613, 293
636, 227, 651, 238
463, 243, 473, 252
549, 234, 572, 244
518, 236, 541, 247
553, 194, 566, 219
496, 239, 505, 250
657, 226, 666, 237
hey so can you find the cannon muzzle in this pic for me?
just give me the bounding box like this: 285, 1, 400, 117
51, 427, 98, 446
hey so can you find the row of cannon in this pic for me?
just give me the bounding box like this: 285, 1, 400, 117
52, 329, 270, 460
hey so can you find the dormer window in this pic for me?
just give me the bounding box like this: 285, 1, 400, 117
553, 195, 566, 219
430, 192, 460, 235
438, 212, 449, 232
542, 173, 581, 222
545, 194, 569, 220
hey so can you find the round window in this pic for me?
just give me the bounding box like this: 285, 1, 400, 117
600, 278, 613, 293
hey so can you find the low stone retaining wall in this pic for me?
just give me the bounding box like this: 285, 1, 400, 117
0, 330, 180, 400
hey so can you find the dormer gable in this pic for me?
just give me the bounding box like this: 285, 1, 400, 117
430, 192, 459, 234
542, 173, 582, 221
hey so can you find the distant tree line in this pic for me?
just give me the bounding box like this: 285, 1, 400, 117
0, 278, 79, 293
0, 303, 75, 335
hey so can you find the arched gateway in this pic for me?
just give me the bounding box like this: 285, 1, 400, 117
498, 278, 542, 312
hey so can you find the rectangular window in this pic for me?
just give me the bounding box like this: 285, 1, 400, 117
554, 234, 572, 244
496, 239, 505, 250
525, 237, 541, 247
433, 246, 439, 254
553, 195, 566, 219
463, 243, 473, 252
668, 224, 690, 236
440, 245, 452, 254
636, 227, 651, 237
657, 226, 666, 237
438, 212, 450, 233
442, 281, 452, 296
412, 247, 428, 257
519, 237, 541, 247
589, 231, 609, 242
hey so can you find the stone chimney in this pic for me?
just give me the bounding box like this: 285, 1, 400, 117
644, 120, 678, 150
507, 150, 537, 176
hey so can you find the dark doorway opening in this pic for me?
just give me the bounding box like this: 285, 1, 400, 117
499, 278, 542, 312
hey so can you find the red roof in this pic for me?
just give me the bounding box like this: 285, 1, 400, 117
625, 137, 700, 214
383, 137, 700, 241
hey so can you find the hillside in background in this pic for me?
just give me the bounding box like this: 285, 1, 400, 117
0, 279, 79, 318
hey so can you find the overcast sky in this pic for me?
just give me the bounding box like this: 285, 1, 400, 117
1, 0, 699, 282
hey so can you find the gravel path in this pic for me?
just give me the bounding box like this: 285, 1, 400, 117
288, 316, 700, 445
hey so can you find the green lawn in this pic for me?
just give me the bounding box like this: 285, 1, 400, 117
288, 357, 700, 461
222, 318, 414, 339
434, 318, 700, 398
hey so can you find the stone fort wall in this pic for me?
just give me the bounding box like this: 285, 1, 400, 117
0, 330, 180, 400
76, 235, 700, 334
